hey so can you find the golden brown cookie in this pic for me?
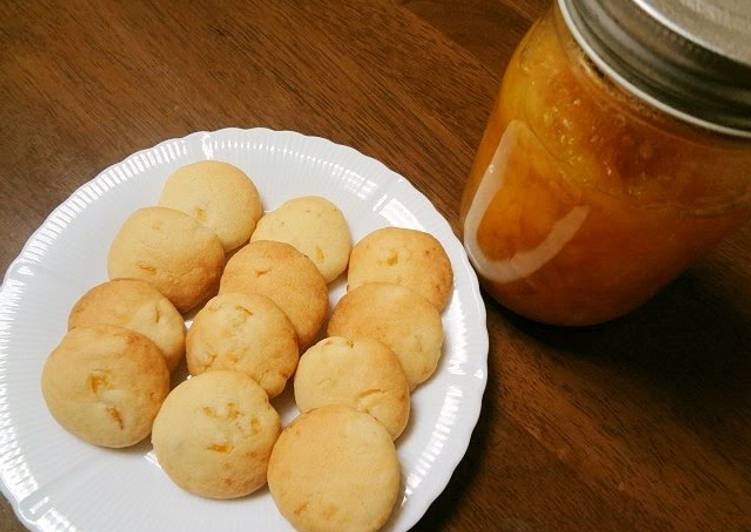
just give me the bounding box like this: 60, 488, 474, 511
151, 370, 281, 499
294, 336, 410, 439
186, 292, 299, 398
159, 160, 263, 252
268, 405, 401, 532
251, 196, 351, 282
107, 206, 225, 313
41, 325, 170, 448
219, 240, 328, 348
348, 227, 453, 310
328, 283, 444, 390
68, 279, 185, 372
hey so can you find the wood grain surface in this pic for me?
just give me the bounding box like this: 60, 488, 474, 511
2, 0, 751, 530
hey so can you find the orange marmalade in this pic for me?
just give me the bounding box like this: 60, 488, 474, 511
460, 5, 751, 325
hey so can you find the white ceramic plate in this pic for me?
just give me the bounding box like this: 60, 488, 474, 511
0, 127, 488, 531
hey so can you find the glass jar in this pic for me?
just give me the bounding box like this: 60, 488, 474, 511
460, 0, 751, 326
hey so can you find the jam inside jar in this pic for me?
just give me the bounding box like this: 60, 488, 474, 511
460, 5, 751, 326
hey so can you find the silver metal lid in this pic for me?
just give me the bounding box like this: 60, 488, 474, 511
558, 0, 751, 138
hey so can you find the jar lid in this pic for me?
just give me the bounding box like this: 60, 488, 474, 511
558, 0, 751, 138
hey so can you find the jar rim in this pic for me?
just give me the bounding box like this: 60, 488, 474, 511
558, 0, 751, 139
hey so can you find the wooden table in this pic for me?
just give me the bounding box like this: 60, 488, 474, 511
2, 1, 751, 530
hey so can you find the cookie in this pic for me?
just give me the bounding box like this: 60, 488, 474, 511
328, 283, 444, 390
41, 325, 170, 448
219, 240, 327, 348
268, 405, 400, 532
107, 207, 225, 313
187, 292, 299, 398
294, 336, 410, 439
152, 370, 281, 499
159, 160, 263, 252
348, 227, 453, 310
68, 279, 185, 372
251, 196, 351, 283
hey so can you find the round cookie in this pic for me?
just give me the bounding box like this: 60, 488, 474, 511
159, 160, 263, 252
251, 196, 351, 283
152, 370, 281, 499
294, 336, 410, 439
68, 279, 185, 372
187, 292, 299, 398
107, 207, 225, 313
328, 283, 444, 390
219, 240, 328, 348
268, 405, 400, 532
348, 227, 453, 310
41, 325, 170, 448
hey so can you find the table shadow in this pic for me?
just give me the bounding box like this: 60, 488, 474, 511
500, 270, 751, 418
495, 269, 751, 488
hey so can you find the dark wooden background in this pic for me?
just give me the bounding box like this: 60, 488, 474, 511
2, 1, 751, 530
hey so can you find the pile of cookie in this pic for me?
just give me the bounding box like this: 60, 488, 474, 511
40, 160, 453, 531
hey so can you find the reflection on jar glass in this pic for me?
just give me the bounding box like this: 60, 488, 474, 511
460, 1, 751, 326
